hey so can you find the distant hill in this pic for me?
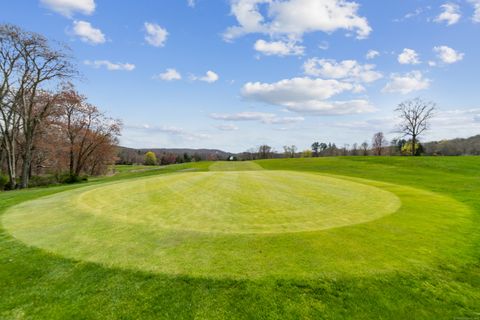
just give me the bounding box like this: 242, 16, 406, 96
423, 135, 480, 155
117, 146, 233, 164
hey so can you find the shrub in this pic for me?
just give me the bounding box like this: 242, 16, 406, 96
144, 151, 158, 166
0, 174, 8, 191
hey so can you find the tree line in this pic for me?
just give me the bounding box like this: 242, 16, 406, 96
241, 98, 438, 160
0, 24, 121, 190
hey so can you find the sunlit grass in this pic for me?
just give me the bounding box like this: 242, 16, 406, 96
1, 157, 479, 319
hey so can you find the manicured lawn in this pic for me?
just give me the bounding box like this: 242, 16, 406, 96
1, 158, 479, 319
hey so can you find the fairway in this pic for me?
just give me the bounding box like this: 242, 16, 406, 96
1, 158, 479, 318
1, 161, 473, 280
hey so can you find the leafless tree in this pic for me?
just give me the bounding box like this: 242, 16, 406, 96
395, 98, 435, 156
1, 24, 76, 187
57, 90, 121, 178
372, 132, 387, 156
361, 142, 369, 156
258, 145, 272, 159
283, 145, 297, 158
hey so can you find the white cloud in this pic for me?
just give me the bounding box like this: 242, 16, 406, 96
398, 48, 421, 65
187, 0, 195, 7
154, 68, 182, 81
435, 3, 461, 25
241, 77, 374, 115
434, 45, 464, 64
366, 50, 380, 59
210, 111, 304, 124
72, 20, 105, 44
144, 22, 168, 47
223, 0, 371, 41
254, 39, 304, 56
40, 0, 95, 17
126, 124, 210, 141
468, 0, 480, 22
215, 124, 239, 131
192, 70, 219, 83
84, 60, 135, 71
303, 58, 382, 83
382, 71, 431, 94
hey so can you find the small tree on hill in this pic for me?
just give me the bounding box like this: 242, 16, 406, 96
144, 151, 157, 166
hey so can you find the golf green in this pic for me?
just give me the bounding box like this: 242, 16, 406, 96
1, 164, 471, 279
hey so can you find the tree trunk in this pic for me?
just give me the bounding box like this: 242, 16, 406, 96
20, 136, 33, 188
412, 135, 416, 156
69, 144, 74, 177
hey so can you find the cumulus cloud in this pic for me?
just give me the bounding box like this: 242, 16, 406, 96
144, 22, 168, 47
210, 111, 304, 124
72, 20, 105, 44
254, 39, 304, 56
398, 48, 421, 65
434, 45, 464, 64
84, 60, 135, 71
40, 0, 95, 17
191, 70, 219, 83
223, 0, 371, 41
303, 58, 382, 83
241, 77, 374, 114
382, 71, 431, 94
468, 0, 480, 22
154, 68, 182, 81
435, 3, 461, 25
366, 50, 380, 60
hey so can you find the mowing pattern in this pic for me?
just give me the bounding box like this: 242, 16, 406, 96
1, 164, 472, 280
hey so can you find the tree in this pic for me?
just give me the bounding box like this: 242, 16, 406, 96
283, 145, 297, 158
301, 149, 312, 158
395, 98, 435, 156
56, 91, 121, 178
144, 151, 157, 165
361, 142, 369, 156
311, 142, 320, 157
351, 143, 358, 156
372, 132, 387, 156
1, 24, 76, 188
258, 145, 272, 159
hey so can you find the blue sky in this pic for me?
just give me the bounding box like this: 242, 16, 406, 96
2, 0, 480, 152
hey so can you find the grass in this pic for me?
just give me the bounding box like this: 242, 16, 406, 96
0, 158, 479, 319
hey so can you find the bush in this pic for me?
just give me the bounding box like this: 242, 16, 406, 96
0, 174, 8, 191
28, 175, 60, 188
60, 174, 88, 184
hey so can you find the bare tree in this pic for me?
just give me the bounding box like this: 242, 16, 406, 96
372, 132, 387, 156
351, 143, 358, 156
283, 145, 297, 158
1, 24, 76, 187
396, 98, 435, 156
0, 24, 22, 188
57, 94, 121, 178
360, 142, 369, 156
258, 145, 272, 159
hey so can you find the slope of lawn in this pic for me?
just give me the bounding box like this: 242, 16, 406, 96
0, 157, 479, 319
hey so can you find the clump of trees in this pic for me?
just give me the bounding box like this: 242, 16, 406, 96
0, 24, 121, 190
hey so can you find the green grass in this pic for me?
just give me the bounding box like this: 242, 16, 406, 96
1, 158, 479, 319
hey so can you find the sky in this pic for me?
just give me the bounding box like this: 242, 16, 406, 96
2, 0, 480, 152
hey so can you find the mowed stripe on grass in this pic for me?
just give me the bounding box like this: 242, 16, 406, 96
2, 167, 472, 279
